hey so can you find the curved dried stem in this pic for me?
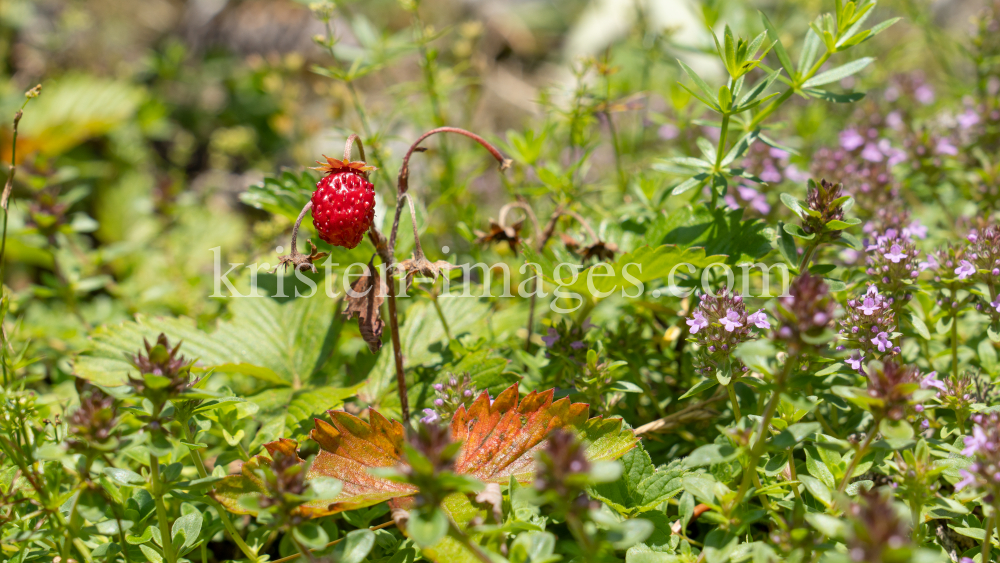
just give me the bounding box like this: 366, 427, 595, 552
389, 126, 511, 255
344, 134, 368, 169
274, 201, 328, 273
403, 194, 426, 260
396, 126, 511, 196
561, 209, 599, 243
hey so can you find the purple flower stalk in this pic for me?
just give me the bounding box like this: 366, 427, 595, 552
686, 288, 759, 376
839, 285, 898, 358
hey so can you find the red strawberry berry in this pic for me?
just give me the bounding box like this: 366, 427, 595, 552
310, 156, 377, 249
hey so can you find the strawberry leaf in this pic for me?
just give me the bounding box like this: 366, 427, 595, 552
212, 385, 637, 519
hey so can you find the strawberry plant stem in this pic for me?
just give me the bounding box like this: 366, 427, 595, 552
386, 275, 410, 422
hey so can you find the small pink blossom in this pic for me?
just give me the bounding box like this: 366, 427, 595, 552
720, 310, 743, 332
935, 138, 958, 156
859, 297, 881, 315
955, 470, 976, 491
747, 309, 770, 330
991, 296, 1000, 313
920, 371, 946, 393
955, 260, 976, 279
686, 311, 709, 334
883, 244, 907, 263
860, 142, 883, 162
903, 220, 927, 239
840, 128, 865, 151
958, 109, 981, 130
963, 426, 991, 456
915, 84, 935, 105
846, 352, 864, 371
873, 332, 892, 352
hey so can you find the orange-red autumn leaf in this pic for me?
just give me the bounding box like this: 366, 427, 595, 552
212, 385, 637, 518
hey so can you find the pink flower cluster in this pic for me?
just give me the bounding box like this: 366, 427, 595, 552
685, 288, 769, 377
865, 227, 922, 300
838, 285, 899, 365
956, 413, 1000, 500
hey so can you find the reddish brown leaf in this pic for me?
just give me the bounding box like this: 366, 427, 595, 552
212, 384, 637, 519
342, 257, 387, 353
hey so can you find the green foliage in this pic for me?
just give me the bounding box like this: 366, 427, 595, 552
2, 0, 999, 561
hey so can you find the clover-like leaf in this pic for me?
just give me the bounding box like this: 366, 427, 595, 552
212, 385, 637, 518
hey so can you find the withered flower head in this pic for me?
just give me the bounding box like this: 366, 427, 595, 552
865, 360, 921, 421
27, 190, 69, 238
560, 233, 619, 263
127, 333, 197, 397
534, 429, 591, 500
67, 387, 118, 450
259, 450, 308, 508
846, 490, 911, 562
274, 239, 329, 274
803, 179, 845, 239
474, 218, 523, 254
776, 273, 836, 353
405, 420, 458, 476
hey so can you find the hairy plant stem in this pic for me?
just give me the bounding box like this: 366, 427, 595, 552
910, 497, 923, 544
150, 453, 178, 563
836, 417, 881, 494
985, 513, 994, 563
731, 357, 796, 507
178, 421, 259, 562
951, 285, 960, 380
788, 448, 803, 501
726, 383, 742, 420
448, 520, 494, 563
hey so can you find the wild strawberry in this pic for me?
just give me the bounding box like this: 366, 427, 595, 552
310, 156, 377, 249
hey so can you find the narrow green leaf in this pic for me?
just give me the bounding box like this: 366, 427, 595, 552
803, 57, 874, 88
760, 12, 795, 78
678, 60, 720, 107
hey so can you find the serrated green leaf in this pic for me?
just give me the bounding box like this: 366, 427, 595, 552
74, 295, 342, 387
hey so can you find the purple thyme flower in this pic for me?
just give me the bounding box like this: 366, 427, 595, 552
955, 260, 976, 279
935, 138, 959, 156
884, 244, 907, 263
991, 296, 1000, 313
903, 220, 927, 239
963, 426, 991, 456
860, 297, 881, 315
746, 309, 770, 329
720, 310, 743, 332
420, 408, 441, 424
840, 128, 865, 151
861, 142, 883, 162
686, 311, 708, 333
874, 332, 892, 352
846, 352, 864, 371
955, 470, 977, 491
958, 109, 980, 130
920, 371, 946, 393
541, 328, 560, 347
